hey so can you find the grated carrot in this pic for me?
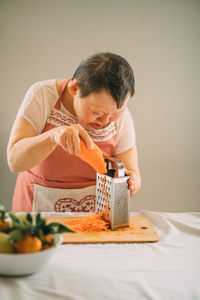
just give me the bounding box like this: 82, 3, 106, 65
63, 213, 110, 232
62, 213, 135, 233
62, 174, 136, 233
62, 170, 136, 233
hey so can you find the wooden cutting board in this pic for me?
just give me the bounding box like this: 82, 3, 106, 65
46, 216, 159, 244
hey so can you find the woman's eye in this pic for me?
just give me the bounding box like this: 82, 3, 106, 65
94, 111, 103, 116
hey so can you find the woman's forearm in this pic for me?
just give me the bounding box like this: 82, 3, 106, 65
7, 116, 93, 173
7, 128, 58, 173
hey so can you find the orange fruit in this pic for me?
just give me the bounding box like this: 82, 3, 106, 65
43, 234, 54, 249
15, 234, 43, 253
45, 234, 54, 243
0, 220, 10, 231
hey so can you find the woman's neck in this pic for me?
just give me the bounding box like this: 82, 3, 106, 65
56, 80, 76, 117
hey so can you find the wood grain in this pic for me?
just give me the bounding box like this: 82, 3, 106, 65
46, 216, 159, 244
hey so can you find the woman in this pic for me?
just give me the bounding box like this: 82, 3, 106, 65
7, 52, 141, 212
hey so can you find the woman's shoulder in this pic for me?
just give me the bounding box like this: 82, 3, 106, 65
19, 79, 60, 116
55, 79, 64, 94
116, 107, 132, 128
26, 79, 58, 95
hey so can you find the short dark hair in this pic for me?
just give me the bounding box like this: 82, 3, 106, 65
72, 52, 135, 108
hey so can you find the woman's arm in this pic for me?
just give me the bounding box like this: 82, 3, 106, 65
7, 117, 58, 173
7, 117, 93, 173
114, 146, 141, 197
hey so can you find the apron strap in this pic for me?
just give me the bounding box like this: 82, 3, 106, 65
55, 78, 72, 110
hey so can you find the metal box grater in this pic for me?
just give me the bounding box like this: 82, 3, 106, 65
96, 158, 130, 230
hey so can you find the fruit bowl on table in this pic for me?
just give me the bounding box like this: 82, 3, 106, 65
0, 210, 72, 276
0, 237, 61, 276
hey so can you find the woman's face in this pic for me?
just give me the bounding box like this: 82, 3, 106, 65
73, 88, 130, 129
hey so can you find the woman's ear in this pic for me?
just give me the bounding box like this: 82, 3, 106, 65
68, 79, 79, 96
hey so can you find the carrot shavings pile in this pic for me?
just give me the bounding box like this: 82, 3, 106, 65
62, 214, 135, 233
63, 213, 110, 232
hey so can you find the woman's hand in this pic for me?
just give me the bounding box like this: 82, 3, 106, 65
114, 146, 141, 197
7, 117, 94, 173
125, 169, 141, 197
53, 124, 94, 156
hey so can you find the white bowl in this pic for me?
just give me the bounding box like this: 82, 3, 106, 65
0, 235, 62, 276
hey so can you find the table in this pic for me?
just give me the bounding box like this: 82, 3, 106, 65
0, 210, 200, 300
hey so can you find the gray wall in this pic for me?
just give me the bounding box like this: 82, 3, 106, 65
1, 0, 199, 212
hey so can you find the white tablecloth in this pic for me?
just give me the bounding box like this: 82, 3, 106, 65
0, 210, 200, 300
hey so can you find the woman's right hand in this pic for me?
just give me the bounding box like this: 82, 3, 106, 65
53, 124, 94, 156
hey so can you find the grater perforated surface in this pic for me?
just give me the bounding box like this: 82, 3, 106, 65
112, 178, 129, 227
96, 173, 130, 230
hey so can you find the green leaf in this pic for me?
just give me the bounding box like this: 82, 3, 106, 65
9, 213, 24, 227
36, 213, 41, 226
8, 229, 26, 243
35, 213, 46, 228
38, 228, 45, 243
0, 211, 6, 222
0, 202, 7, 222
27, 213, 33, 224
47, 223, 74, 233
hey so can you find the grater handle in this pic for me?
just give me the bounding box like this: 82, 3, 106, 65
105, 158, 125, 177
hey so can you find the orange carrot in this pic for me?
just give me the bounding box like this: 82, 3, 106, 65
79, 139, 107, 174
62, 213, 133, 233
64, 213, 110, 232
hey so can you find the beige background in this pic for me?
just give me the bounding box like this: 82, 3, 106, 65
0, 0, 199, 212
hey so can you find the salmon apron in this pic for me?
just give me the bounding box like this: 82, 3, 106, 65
12, 79, 117, 212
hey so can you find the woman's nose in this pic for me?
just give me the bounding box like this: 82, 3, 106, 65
97, 114, 110, 124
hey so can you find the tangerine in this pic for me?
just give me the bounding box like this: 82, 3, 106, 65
43, 234, 54, 249
15, 234, 43, 253
0, 220, 10, 231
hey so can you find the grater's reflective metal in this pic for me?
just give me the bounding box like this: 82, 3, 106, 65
96, 158, 130, 230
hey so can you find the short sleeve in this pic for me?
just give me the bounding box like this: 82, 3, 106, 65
17, 80, 57, 134
114, 108, 136, 155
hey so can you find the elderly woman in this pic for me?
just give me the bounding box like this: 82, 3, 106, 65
7, 52, 141, 212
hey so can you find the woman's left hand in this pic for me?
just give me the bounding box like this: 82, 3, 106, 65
125, 170, 141, 197
114, 146, 141, 197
